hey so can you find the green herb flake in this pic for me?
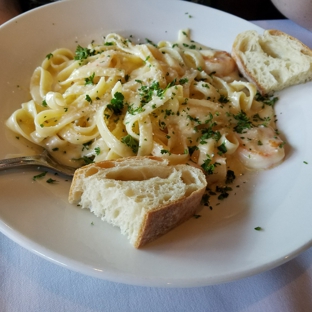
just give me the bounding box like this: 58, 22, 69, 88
254, 226, 263, 231
74, 45, 94, 61
201, 193, 210, 206
107, 92, 125, 115
46, 178, 58, 184
187, 146, 198, 156
33, 171, 47, 181
179, 78, 189, 85
255, 92, 279, 107
82, 156, 95, 165
127, 103, 145, 115
145, 38, 157, 47
233, 111, 253, 134
85, 72, 95, 85
85, 94, 92, 103
46, 53, 53, 60
217, 142, 227, 154
216, 185, 232, 200
201, 157, 219, 175
161, 149, 171, 155
219, 95, 229, 103
121, 134, 139, 153
225, 170, 236, 184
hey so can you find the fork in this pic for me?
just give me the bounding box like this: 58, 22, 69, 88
0, 150, 76, 177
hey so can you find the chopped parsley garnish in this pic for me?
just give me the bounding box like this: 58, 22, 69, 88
219, 94, 229, 103
85, 94, 92, 103
209, 71, 216, 78
161, 149, 171, 155
144, 55, 151, 63
217, 142, 227, 154
95, 147, 101, 155
254, 226, 263, 231
252, 113, 271, 127
107, 92, 125, 115
188, 145, 198, 155
216, 186, 232, 200
233, 111, 253, 133
121, 135, 139, 153
255, 92, 279, 107
138, 80, 175, 105
46, 178, 58, 184
201, 157, 219, 175
33, 171, 47, 181
46, 53, 53, 60
82, 141, 92, 151
201, 193, 210, 206
85, 72, 95, 85
183, 43, 197, 49
42, 100, 48, 107
179, 78, 189, 85
74, 45, 94, 60
225, 170, 236, 184
198, 113, 221, 143
145, 38, 157, 47
82, 156, 95, 165
127, 104, 145, 115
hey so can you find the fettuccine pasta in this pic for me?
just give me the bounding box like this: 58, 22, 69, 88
6, 30, 285, 183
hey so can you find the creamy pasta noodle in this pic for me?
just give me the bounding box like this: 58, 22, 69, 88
6, 30, 285, 184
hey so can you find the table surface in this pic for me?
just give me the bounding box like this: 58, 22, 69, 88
1, 18, 312, 312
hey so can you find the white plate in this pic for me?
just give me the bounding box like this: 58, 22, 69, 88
1, 0, 312, 288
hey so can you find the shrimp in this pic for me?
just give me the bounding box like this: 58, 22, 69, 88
236, 126, 285, 170
202, 51, 239, 81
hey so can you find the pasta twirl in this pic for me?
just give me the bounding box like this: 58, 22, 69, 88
6, 30, 285, 183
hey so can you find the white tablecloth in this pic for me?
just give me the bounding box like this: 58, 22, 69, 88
1, 19, 312, 312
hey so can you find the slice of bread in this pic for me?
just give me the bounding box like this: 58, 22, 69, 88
232, 29, 312, 95
68, 156, 207, 248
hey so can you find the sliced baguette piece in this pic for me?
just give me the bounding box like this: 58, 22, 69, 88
68, 156, 207, 248
231, 29, 312, 95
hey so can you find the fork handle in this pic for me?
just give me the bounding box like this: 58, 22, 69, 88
0, 155, 44, 171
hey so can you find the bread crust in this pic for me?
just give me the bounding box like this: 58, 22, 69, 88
68, 156, 207, 248
231, 29, 312, 95
134, 184, 205, 248
267, 30, 312, 57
